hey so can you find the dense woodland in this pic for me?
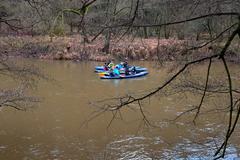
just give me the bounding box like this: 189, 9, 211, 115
0, 0, 239, 39
0, 0, 239, 61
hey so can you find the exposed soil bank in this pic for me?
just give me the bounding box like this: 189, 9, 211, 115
0, 35, 239, 63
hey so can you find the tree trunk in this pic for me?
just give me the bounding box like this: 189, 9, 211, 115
206, 19, 213, 39
70, 22, 73, 33
143, 27, 148, 38
164, 25, 170, 39
196, 32, 200, 41
102, 30, 111, 54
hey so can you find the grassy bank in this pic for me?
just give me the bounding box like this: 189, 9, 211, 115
0, 35, 239, 63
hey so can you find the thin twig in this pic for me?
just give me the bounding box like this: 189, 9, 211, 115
193, 58, 212, 122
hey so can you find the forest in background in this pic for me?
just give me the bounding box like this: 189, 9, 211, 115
1, 0, 239, 38
0, 0, 239, 61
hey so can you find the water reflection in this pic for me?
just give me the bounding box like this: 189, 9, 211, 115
101, 77, 148, 88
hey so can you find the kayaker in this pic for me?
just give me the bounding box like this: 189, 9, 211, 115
108, 59, 115, 69
119, 62, 124, 68
123, 61, 129, 75
123, 60, 128, 68
113, 66, 120, 76
131, 66, 136, 74
104, 63, 109, 71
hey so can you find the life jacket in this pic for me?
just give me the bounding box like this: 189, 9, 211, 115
108, 62, 114, 69
104, 66, 108, 71
113, 67, 120, 75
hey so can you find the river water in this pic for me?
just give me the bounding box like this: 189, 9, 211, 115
0, 60, 239, 159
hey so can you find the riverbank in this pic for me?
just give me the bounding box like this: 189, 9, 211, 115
0, 35, 239, 63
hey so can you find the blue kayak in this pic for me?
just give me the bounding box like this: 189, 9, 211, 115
95, 66, 147, 73
100, 71, 148, 79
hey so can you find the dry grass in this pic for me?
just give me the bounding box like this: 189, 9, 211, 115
0, 34, 239, 62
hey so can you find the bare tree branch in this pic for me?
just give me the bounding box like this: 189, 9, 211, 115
109, 12, 240, 28
193, 58, 212, 122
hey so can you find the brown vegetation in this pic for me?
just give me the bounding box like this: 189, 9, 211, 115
1, 35, 239, 63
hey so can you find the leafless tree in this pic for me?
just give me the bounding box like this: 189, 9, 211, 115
85, 1, 240, 158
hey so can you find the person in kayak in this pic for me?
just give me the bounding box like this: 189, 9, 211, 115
131, 66, 136, 74
123, 61, 130, 75
108, 59, 115, 69
104, 62, 109, 71
113, 65, 120, 76
123, 60, 128, 68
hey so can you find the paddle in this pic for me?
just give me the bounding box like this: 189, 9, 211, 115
98, 72, 106, 77
98, 72, 110, 77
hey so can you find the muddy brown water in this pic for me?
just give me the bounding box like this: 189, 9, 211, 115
0, 59, 240, 159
